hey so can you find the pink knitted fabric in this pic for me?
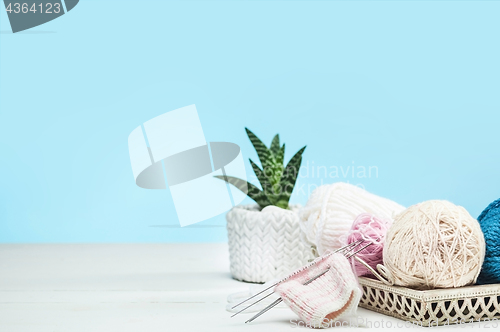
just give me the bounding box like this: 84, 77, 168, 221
275, 253, 361, 328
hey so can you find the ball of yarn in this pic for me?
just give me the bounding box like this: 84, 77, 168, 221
476, 198, 500, 284
383, 200, 485, 290
299, 182, 405, 255
340, 213, 391, 277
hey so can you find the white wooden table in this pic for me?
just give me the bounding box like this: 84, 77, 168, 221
0, 243, 481, 331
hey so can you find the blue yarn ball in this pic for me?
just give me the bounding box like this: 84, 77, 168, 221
477, 198, 500, 285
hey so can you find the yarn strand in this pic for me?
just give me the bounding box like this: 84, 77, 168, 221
383, 200, 485, 289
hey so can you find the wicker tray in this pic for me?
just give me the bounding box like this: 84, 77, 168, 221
358, 277, 500, 327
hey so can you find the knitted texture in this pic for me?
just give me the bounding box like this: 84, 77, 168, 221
383, 200, 485, 289
299, 182, 404, 255
227, 205, 315, 283
275, 253, 361, 328
477, 198, 500, 284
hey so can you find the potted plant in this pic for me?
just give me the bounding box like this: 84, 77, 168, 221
215, 128, 314, 283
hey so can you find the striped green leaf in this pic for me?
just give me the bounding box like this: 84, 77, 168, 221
213, 175, 272, 208
270, 134, 280, 156
221, 128, 307, 210
275, 144, 285, 166
245, 128, 274, 169
249, 159, 273, 199
277, 146, 306, 205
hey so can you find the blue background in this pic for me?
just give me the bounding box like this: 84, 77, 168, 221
1, 0, 499, 243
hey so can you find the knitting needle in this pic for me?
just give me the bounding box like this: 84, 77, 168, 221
243, 241, 375, 323
244, 268, 331, 324
230, 289, 275, 317
244, 298, 282, 324
345, 241, 373, 259
233, 240, 368, 317
231, 240, 362, 310
340, 241, 364, 256
230, 239, 363, 310
233, 263, 333, 318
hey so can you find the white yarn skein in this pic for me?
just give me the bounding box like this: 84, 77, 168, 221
299, 182, 405, 255
383, 200, 485, 290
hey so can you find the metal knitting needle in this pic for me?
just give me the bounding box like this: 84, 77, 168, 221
345, 240, 373, 259
232, 262, 335, 318
231, 289, 275, 317
233, 240, 367, 317
244, 298, 282, 324
230, 239, 363, 310
231, 240, 362, 310
232, 240, 365, 317
340, 240, 365, 256
245, 268, 331, 324
244, 241, 375, 324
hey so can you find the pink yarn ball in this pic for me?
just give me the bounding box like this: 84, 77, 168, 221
343, 213, 391, 277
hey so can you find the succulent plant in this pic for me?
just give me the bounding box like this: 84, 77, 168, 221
215, 128, 306, 210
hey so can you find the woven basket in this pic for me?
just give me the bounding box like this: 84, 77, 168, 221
359, 276, 500, 327
226, 204, 315, 283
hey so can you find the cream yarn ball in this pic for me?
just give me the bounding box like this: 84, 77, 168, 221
383, 200, 485, 290
299, 182, 405, 255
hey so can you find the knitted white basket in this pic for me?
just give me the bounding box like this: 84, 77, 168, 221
226, 204, 315, 283
359, 276, 500, 327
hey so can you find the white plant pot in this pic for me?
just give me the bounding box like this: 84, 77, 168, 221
226, 204, 315, 283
